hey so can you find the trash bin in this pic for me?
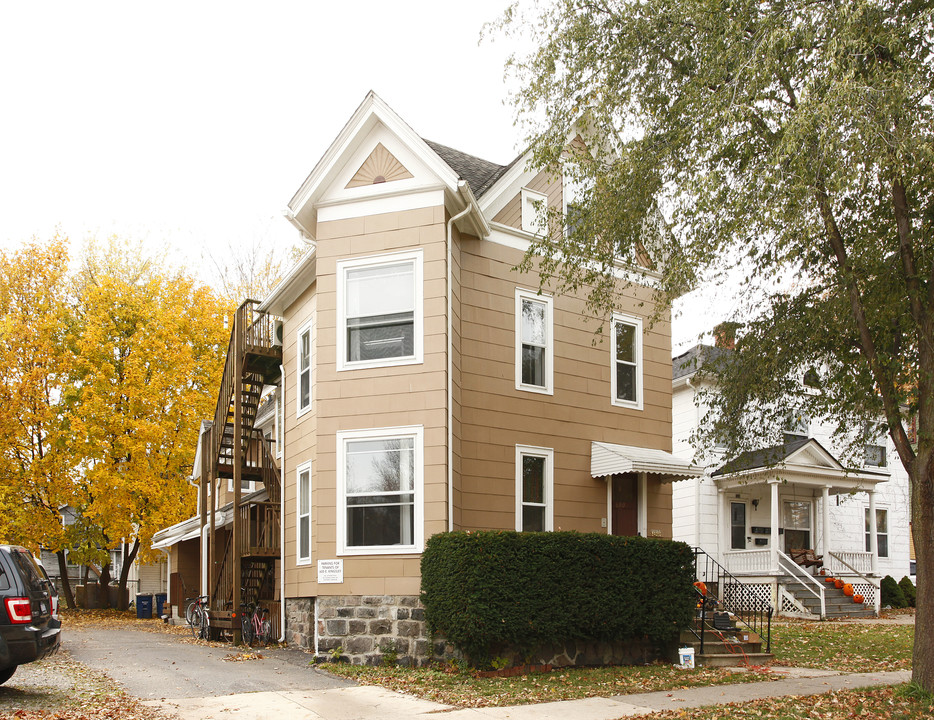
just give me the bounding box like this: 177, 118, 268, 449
136, 594, 153, 619
154, 593, 167, 616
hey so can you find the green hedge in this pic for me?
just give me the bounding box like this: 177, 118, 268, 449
881, 575, 908, 608
420, 531, 695, 664
899, 576, 917, 608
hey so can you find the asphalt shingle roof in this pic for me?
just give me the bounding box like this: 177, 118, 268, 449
711, 438, 811, 476
423, 139, 520, 198
672, 344, 731, 380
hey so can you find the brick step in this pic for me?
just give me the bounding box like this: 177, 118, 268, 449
697, 652, 773, 667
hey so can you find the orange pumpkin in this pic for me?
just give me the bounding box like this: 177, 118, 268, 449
853, 594, 865, 604
834, 579, 845, 589
825, 577, 836, 584
843, 583, 854, 596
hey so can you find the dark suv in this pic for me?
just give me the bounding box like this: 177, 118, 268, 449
0, 545, 61, 685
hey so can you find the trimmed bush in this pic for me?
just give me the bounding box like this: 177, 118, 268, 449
420, 530, 695, 665
899, 576, 917, 608
881, 575, 908, 608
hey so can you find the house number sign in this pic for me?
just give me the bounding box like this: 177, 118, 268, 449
317, 559, 343, 584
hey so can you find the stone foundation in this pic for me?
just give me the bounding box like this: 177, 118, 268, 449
286, 594, 670, 668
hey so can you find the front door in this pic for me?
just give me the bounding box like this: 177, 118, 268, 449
783, 500, 812, 552
612, 474, 638, 536
730, 501, 747, 550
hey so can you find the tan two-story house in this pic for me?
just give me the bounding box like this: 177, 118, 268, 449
155, 91, 701, 664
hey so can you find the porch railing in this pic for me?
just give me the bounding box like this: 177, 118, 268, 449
692, 547, 772, 654
777, 549, 825, 617
826, 551, 872, 576
828, 551, 882, 614
722, 549, 771, 574
237, 501, 280, 557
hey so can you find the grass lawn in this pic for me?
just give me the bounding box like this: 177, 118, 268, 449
324, 616, 915, 708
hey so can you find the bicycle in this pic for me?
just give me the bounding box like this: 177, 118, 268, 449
185, 595, 210, 640
239, 601, 270, 647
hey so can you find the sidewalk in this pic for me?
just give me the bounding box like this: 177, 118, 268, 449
148, 667, 912, 720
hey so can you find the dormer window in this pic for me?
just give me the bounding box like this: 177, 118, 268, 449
783, 410, 809, 443
521, 187, 548, 235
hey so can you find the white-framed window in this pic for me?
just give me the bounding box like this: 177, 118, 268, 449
336, 426, 424, 555
337, 250, 423, 371
515, 445, 554, 532
864, 444, 887, 468
611, 313, 643, 409
296, 461, 312, 565
521, 187, 548, 235
515, 289, 554, 394
297, 321, 313, 417
227, 477, 255, 493
783, 410, 810, 443
866, 507, 889, 558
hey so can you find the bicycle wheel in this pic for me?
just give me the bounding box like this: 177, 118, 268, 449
198, 608, 210, 640
241, 612, 254, 646
257, 619, 271, 646
185, 600, 197, 627
190, 605, 203, 639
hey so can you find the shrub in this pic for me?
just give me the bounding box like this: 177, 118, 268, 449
420, 530, 695, 665
881, 575, 908, 609
898, 576, 917, 608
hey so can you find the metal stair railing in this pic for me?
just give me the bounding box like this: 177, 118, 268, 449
693, 547, 773, 653
778, 549, 826, 618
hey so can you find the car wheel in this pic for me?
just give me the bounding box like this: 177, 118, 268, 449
0, 666, 16, 685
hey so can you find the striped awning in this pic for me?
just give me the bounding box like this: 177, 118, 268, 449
591, 441, 703, 482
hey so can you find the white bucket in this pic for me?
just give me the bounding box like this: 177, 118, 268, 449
678, 646, 695, 669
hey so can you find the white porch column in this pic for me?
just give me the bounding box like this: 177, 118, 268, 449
637, 472, 647, 537
821, 486, 831, 557
770, 480, 780, 573
869, 489, 879, 575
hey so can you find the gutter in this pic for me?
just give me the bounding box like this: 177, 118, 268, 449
445, 184, 478, 531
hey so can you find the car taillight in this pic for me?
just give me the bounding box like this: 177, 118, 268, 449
5, 597, 32, 624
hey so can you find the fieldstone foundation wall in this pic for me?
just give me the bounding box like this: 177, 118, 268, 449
285, 597, 316, 651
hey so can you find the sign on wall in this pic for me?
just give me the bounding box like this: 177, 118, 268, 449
317, 559, 343, 584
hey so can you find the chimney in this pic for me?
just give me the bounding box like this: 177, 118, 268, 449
713, 322, 741, 349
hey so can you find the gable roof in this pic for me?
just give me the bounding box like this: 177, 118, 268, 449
673, 343, 730, 381
423, 139, 520, 198
711, 437, 812, 477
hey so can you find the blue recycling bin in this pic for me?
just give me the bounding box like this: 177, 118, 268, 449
136, 594, 153, 619
154, 593, 167, 616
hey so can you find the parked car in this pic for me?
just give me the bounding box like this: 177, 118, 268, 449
0, 545, 61, 685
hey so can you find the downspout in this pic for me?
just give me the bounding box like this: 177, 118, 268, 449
446, 191, 473, 532
278, 365, 287, 642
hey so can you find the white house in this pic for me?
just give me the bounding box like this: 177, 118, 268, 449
671, 344, 912, 617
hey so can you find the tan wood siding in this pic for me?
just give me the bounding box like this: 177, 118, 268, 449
492, 170, 563, 230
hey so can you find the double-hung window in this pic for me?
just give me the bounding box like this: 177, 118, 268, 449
296, 462, 311, 564
515, 445, 554, 532
515, 289, 553, 394
297, 321, 312, 416
611, 313, 643, 409
866, 507, 888, 558
337, 251, 423, 370
337, 426, 423, 555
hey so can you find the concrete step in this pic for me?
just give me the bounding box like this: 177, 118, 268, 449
696, 652, 773, 667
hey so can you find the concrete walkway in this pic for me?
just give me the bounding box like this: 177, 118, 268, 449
148, 667, 912, 720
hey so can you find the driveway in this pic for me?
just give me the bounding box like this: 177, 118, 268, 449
64, 626, 351, 699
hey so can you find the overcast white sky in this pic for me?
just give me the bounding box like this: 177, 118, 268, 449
0, 0, 724, 349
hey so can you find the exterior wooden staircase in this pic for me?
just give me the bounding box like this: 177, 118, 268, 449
201, 300, 282, 640
690, 548, 774, 667
781, 576, 876, 619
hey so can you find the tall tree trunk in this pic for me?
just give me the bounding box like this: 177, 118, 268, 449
116, 539, 139, 611
911, 457, 934, 691
55, 549, 75, 610
97, 562, 112, 609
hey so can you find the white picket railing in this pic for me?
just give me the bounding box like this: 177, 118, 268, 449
826, 550, 873, 575
723, 549, 772, 574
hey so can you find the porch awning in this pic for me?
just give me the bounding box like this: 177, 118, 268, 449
591, 441, 704, 482
151, 515, 202, 550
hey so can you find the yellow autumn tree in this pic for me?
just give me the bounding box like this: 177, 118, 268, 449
0, 237, 77, 605
68, 239, 230, 608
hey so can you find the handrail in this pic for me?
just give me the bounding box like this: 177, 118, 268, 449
777, 549, 826, 617
693, 547, 772, 653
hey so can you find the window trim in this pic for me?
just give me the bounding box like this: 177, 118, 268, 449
336, 250, 424, 372
515, 288, 554, 395
865, 506, 889, 559
336, 425, 424, 556
521, 187, 549, 235
296, 320, 313, 418
610, 312, 644, 410
227, 477, 256, 494
515, 445, 554, 532
296, 461, 312, 566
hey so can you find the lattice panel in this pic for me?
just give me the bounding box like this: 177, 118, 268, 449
852, 582, 876, 606
781, 593, 802, 615
722, 582, 771, 611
